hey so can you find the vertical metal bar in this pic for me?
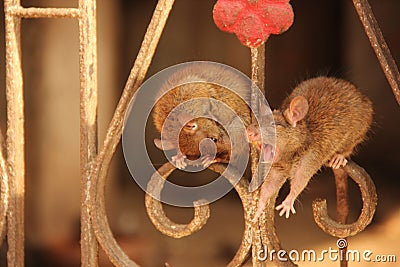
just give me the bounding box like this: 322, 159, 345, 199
250, 45, 265, 189
334, 168, 349, 267
250, 46, 266, 95
78, 0, 99, 265
4, 0, 25, 266
250, 45, 266, 267
249, 46, 297, 267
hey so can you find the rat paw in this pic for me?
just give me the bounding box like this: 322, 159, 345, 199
172, 153, 187, 169
328, 154, 348, 169
201, 155, 217, 168
276, 199, 296, 219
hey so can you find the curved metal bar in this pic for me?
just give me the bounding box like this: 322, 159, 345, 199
88, 0, 175, 266
145, 162, 210, 238
312, 161, 377, 238
145, 162, 253, 266
143, 160, 256, 267
209, 164, 253, 267
210, 164, 297, 267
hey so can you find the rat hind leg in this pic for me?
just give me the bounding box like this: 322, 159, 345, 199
327, 141, 357, 169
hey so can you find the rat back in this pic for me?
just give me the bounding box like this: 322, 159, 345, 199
282, 77, 373, 161
153, 63, 251, 132
152, 63, 251, 161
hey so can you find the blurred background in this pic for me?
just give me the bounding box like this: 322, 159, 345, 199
0, 0, 399, 266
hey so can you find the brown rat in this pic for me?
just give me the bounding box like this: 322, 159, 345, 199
247, 77, 373, 219
152, 63, 251, 169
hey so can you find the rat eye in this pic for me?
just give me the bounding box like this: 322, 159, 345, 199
270, 121, 276, 127
210, 137, 218, 143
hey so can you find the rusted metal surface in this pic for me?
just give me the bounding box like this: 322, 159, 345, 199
8, 7, 80, 18
0, 131, 9, 246
352, 0, 400, 106
145, 163, 210, 238
250, 45, 265, 111
79, 0, 99, 265
4, 1, 98, 266
313, 161, 377, 238
88, 0, 175, 266
4, 0, 25, 265
1, 0, 383, 266
145, 162, 254, 267
249, 45, 297, 267
250, 45, 265, 267
334, 168, 349, 267
209, 164, 253, 267
5, 1, 99, 266
334, 168, 349, 225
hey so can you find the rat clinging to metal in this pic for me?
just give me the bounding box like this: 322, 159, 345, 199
247, 77, 373, 220
152, 63, 251, 169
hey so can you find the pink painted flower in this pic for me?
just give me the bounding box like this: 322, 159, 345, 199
213, 0, 294, 47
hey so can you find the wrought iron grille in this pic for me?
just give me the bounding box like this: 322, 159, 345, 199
1, 0, 399, 266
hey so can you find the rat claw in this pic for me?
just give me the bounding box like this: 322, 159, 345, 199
343, 158, 348, 166
201, 155, 216, 168
329, 154, 348, 169
291, 205, 296, 215
276, 200, 296, 219
172, 153, 187, 169
285, 210, 290, 218
277, 206, 290, 218
332, 159, 339, 169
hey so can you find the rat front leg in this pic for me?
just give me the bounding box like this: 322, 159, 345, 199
252, 168, 285, 222
171, 151, 187, 169
154, 138, 187, 169
276, 153, 320, 218
200, 155, 228, 167
200, 155, 216, 167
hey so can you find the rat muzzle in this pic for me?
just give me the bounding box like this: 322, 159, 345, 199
250, 141, 275, 163
261, 143, 275, 163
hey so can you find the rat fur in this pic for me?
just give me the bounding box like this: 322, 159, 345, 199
152, 63, 251, 168
247, 77, 373, 219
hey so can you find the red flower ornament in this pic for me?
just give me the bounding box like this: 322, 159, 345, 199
213, 0, 294, 47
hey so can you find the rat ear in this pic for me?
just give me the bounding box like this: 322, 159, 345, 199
284, 96, 309, 127
154, 138, 176, 151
